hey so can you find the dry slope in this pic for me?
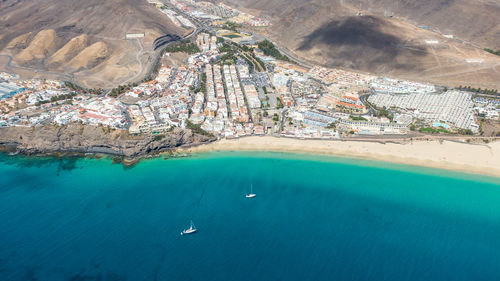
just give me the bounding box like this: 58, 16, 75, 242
0, 0, 188, 88
223, 0, 500, 89
14, 29, 58, 63
47, 34, 90, 66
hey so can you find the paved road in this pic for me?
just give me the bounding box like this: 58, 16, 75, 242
143, 2, 206, 83
359, 94, 376, 115
251, 34, 314, 69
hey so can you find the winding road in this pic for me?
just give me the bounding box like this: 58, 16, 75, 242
122, 38, 144, 85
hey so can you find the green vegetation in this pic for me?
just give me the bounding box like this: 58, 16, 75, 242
163, 41, 200, 54
219, 42, 234, 53
216, 42, 237, 64
51, 93, 76, 102
326, 122, 336, 129
36, 93, 76, 106
419, 127, 452, 134
456, 85, 499, 96
484, 48, 500, 56
186, 120, 213, 137
350, 115, 367, 121
239, 45, 253, 52
109, 83, 136, 97
241, 56, 255, 72
257, 40, 291, 62
193, 72, 207, 95
375, 107, 393, 121
64, 82, 84, 92
224, 22, 242, 32
276, 97, 284, 109
272, 113, 280, 122
64, 82, 103, 95
215, 53, 236, 65
252, 54, 266, 71
253, 55, 266, 70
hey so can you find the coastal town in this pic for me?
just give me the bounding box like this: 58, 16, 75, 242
1, 0, 499, 143
3, 1, 500, 281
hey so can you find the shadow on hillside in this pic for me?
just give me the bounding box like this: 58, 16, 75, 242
298, 16, 427, 71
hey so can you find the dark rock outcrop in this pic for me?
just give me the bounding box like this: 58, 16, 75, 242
0, 124, 215, 157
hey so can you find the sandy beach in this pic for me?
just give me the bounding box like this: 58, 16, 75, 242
182, 137, 500, 178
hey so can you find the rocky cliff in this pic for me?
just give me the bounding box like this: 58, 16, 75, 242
0, 124, 216, 157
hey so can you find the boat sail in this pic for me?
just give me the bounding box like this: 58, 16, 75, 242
181, 220, 197, 235
246, 184, 256, 198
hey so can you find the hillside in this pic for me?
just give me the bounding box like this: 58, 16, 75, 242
0, 0, 188, 88
47, 34, 90, 66
14, 29, 58, 63
222, 0, 500, 89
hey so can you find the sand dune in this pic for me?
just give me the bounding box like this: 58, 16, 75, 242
15, 29, 57, 63
48, 34, 89, 66
184, 137, 500, 177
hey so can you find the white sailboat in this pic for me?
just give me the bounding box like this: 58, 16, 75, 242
181, 220, 197, 235
246, 184, 256, 198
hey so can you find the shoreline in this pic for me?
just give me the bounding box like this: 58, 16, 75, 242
180, 136, 500, 178
2, 131, 500, 178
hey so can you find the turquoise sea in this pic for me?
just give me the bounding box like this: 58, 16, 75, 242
1, 151, 500, 281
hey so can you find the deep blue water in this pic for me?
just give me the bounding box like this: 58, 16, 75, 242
1, 152, 500, 281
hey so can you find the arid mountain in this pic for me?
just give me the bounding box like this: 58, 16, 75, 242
223, 0, 500, 89
47, 34, 90, 67
0, 0, 188, 88
352, 0, 500, 50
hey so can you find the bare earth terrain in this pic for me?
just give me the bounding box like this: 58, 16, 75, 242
224, 0, 500, 89
0, 0, 189, 88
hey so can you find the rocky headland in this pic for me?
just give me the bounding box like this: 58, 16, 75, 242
0, 124, 215, 158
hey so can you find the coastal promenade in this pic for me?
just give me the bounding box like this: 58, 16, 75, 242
183, 136, 500, 177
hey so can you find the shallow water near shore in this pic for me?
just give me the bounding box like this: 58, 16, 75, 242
1, 151, 500, 281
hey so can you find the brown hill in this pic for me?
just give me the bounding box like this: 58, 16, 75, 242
6, 32, 32, 49
224, 0, 500, 49
221, 0, 500, 89
48, 34, 90, 66
352, 0, 500, 50
67, 42, 108, 71
14, 29, 58, 63
0, 0, 188, 88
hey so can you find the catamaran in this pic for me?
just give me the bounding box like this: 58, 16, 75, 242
181, 220, 197, 235
246, 184, 256, 198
